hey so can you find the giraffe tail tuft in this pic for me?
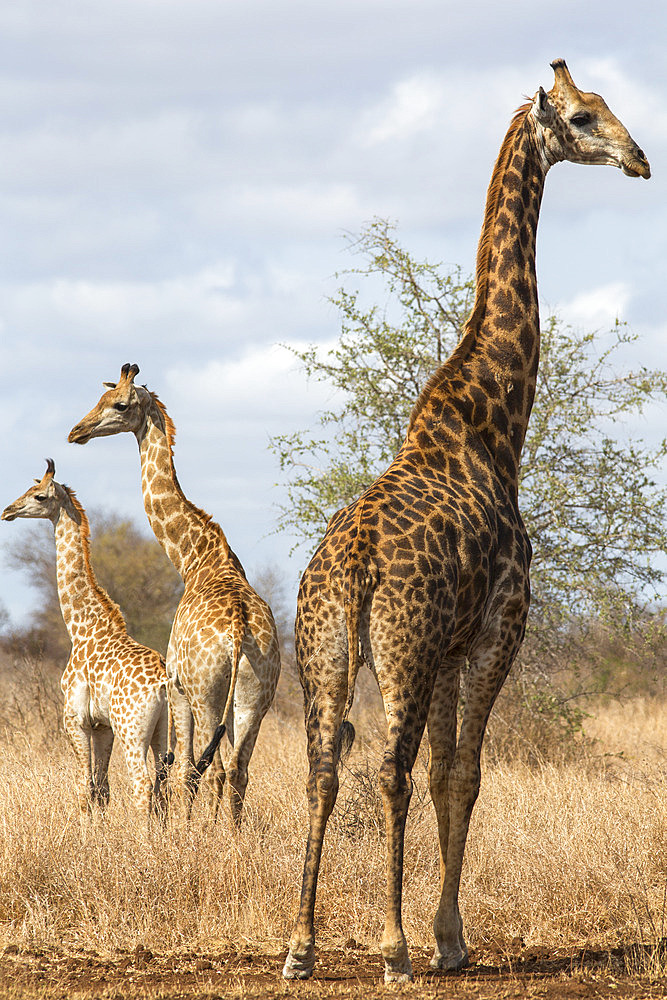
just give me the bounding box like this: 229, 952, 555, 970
337, 719, 356, 767
156, 750, 175, 785
195, 723, 226, 775
185, 723, 227, 796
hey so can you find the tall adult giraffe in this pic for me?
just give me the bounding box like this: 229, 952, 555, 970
2, 460, 173, 821
283, 60, 650, 984
68, 368, 281, 823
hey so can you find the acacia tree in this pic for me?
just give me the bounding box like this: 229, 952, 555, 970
271, 219, 667, 671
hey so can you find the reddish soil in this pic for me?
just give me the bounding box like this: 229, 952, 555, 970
1, 943, 665, 999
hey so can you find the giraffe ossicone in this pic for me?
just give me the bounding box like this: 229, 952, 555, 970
68, 366, 281, 824
282, 59, 649, 985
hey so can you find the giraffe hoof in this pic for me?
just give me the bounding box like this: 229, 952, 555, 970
383, 956, 413, 984
430, 945, 469, 971
282, 946, 315, 980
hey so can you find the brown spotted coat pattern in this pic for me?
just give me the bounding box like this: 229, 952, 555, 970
284, 60, 650, 985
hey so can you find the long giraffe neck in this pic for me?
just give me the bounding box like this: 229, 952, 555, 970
53, 496, 126, 642
136, 393, 237, 581
409, 105, 546, 491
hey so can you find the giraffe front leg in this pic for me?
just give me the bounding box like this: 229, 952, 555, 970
430, 735, 478, 971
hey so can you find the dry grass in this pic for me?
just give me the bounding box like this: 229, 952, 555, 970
0, 672, 665, 974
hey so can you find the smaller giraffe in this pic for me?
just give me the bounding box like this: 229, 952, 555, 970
2, 459, 175, 821
68, 367, 281, 824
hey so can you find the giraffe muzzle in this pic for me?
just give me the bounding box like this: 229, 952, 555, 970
68, 425, 91, 445
622, 146, 651, 179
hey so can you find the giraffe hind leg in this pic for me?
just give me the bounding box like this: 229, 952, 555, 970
283, 652, 348, 980
190, 697, 227, 825
167, 676, 197, 821
375, 682, 432, 984
90, 725, 115, 811
225, 643, 280, 827
426, 661, 467, 971
431, 634, 521, 971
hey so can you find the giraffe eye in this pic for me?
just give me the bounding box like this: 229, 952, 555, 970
114, 402, 128, 412
570, 112, 592, 127
34, 495, 46, 502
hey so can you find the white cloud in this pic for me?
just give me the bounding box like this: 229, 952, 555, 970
364, 74, 446, 145
163, 340, 341, 430
194, 181, 365, 236
558, 282, 631, 330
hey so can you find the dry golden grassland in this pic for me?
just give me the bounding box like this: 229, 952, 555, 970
0, 664, 665, 998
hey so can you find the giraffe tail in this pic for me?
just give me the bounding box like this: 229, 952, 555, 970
185, 596, 245, 799
342, 578, 361, 723
184, 723, 227, 797
340, 559, 377, 750
336, 592, 360, 770
219, 595, 245, 736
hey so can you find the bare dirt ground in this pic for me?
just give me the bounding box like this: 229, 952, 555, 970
2, 944, 666, 1000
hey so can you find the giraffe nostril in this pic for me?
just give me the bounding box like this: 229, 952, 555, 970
637, 147, 647, 162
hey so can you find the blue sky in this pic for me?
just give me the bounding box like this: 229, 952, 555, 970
1, 1, 666, 624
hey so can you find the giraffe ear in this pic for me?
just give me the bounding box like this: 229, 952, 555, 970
102, 381, 117, 389
532, 87, 555, 126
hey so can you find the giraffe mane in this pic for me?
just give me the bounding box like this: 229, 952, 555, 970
148, 391, 234, 559
61, 486, 127, 632
408, 103, 532, 434
468, 102, 532, 334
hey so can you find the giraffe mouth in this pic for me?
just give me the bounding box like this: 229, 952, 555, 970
1, 509, 17, 521
68, 427, 91, 444
621, 154, 651, 179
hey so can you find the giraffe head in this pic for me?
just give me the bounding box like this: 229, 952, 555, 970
2, 459, 81, 525
529, 59, 650, 178
68, 363, 150, 444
